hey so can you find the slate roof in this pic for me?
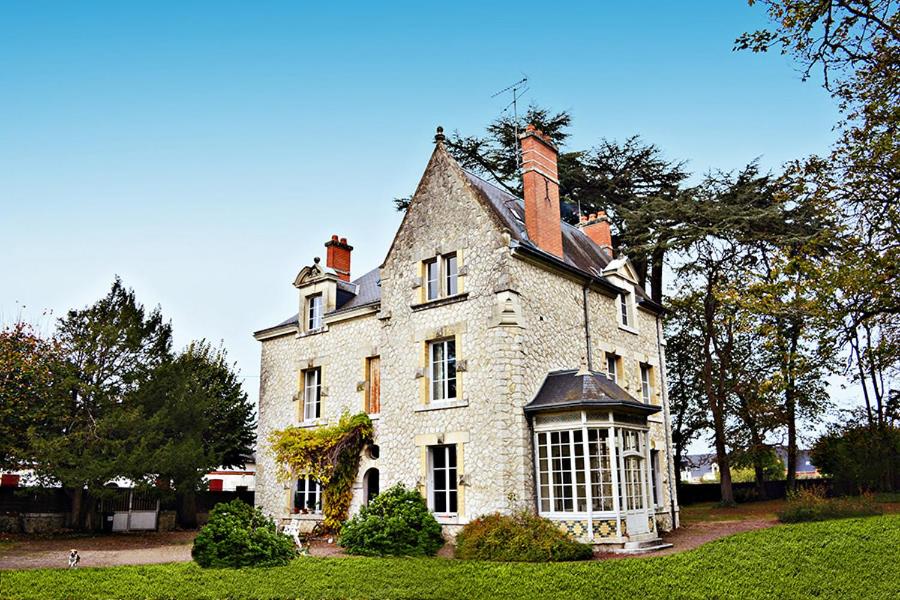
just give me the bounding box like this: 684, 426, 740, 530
257, 167, 661, 334
524, 369, 661, 416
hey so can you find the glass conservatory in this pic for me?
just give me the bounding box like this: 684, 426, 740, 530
525, 369, 662, 544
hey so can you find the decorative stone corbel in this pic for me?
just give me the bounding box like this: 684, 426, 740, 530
456, 359, 468, 372
356, 381, 366, 392
415, 367, 425, 379
458, 265, 470, 276
411, 277, 422, 289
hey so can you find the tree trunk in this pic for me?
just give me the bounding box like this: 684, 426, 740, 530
178, 490, 199, 529
68, 487, 83, 530
786, 393, 797, 493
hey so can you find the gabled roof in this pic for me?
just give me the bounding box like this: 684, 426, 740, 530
524, 369, 661, 416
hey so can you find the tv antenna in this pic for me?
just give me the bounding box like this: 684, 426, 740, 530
491, 76, 529, 170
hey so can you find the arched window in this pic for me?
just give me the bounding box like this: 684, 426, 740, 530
364, 468, 380, 504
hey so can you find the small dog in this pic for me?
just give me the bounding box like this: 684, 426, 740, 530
68, 549, 80, 569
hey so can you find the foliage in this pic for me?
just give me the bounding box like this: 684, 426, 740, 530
3, 279, 256, 531
777, 486, 882, 523
454, 511, 593, 562
6, 516, 900, 599
338, 484, 443, 556
0, 322, 68, 471
739, 0, 900, 420
191, 499, 296, 568
405, 105, 690, 301
27, 277, 173, 528
130, 341, 256, 527
811, 423, 900, 493
730, 450, 786, 483
269, 412, 374, 532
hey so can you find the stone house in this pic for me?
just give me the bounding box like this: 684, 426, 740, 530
253, 125, 679, 546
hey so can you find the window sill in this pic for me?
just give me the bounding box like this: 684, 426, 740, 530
617, 324, 639, 335
410, 292, 469, 312
296, 419, 324, 428
367, 413, 381, 421
415, 399, 469, 412
287, 513, 323, 520
297, 327, 328, 339
434, 514, 460, 525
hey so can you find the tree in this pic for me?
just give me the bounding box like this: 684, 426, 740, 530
664, 295, 710, 487
397, 106, 690, 302
130, 341, 256, 528
739, 0, 900, 418
28, 277, 172, 529
0, 322, 68, 471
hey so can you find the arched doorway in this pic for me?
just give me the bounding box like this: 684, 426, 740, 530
364, 468, 380, 504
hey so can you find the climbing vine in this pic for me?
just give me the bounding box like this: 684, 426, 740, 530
269, 412, 374, 532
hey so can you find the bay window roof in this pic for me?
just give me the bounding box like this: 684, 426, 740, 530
524, 369, 661, 416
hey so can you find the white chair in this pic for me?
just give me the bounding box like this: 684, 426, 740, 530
282, 521, 309, 555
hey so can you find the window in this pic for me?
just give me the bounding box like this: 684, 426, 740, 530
307, 294, 323, 331
302, 368, 321, 421
619, 430, 646, 511
364, 468, 380, 504
425, 259, 440, 301
605, 353, 619, 383
429, 445, 457, 515
365, 356, 381, 414
443, 254, 458, 296
640, 363, 653, 403
294, 477, 321, 514
619, 292, 631, 327
537, 429, 614, 513
588, 429, 614, 511
423, 253, 459, 301
429, 339, 457, 402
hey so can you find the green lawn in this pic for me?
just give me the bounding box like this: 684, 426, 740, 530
3, 516, 899, 600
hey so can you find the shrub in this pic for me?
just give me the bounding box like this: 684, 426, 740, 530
339, 484, 444, 556
455, 511, 594, 562
191, 499, 297, 568
811, 424, 900, 494
777, 486, 882, 523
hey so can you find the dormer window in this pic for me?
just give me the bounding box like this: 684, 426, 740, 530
307, 294, 323, 331
424, 253, 459, 301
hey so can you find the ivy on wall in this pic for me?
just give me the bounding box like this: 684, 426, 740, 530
269, 412, 374, 532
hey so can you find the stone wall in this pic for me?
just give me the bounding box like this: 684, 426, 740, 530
255, 143, 679, 535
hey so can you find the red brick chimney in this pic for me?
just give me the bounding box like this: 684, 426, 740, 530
578, 211, 613, 257
325, 235, 352, 282
519, 124, 563, 258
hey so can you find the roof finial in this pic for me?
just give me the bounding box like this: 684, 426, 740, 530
313, 256, 321, 264
434, 126, 445, 143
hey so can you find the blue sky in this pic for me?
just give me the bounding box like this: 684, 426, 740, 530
1, 1, 849, 440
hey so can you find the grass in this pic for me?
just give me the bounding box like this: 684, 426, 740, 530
679, 499, 785, 523
2, 516, 899, 599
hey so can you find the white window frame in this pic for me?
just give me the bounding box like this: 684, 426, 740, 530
429, 339, 457, 402
424, 253, 459, 301
302, 368, 321, 421
295, 476, 322, 514
428, 445, 458, 516
605, 353, 618, 383
306, 293, 324, 331
619, 293, 631, 328
640, 363, 653, 403
443, 253, 458, 296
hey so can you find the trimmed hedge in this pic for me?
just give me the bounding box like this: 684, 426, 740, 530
191, 499, 296, 568
455, 511, 594, 562
339, 484, 443, 556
